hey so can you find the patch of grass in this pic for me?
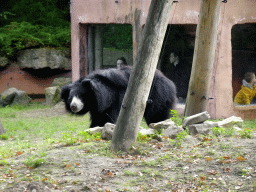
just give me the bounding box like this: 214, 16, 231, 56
239, 128, 253, 139
243, 120, 256, 129
211, 127, 225, 136
78, 131, 102, 142
0, 159, 9, 166
140, 157, 164, 167
0, 103, 49, 118
137, 132, 151, 142
24, 156, 46, 168
175, 130, 188, 147
211, 126, 235, 137
170, 109, 183, 126
124, 170, 137, 176
0, 134, 9, 140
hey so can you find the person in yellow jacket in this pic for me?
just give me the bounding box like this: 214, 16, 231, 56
234, 72, 256, 105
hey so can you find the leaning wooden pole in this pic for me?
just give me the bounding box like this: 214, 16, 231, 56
110, 0, 174, 152
184, 0, 221, 117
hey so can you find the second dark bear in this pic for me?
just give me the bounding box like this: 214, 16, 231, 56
61, 66, 177, 128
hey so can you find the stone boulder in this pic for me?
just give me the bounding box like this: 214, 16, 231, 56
188, 123, 213, 135
12, 90, 32, 106
182, 111, 210, 128
162, 126, 184, 139
45, 86, 61, 106
138, 128, 155, 135
0, 87, 18, 105
150, 119, 185, 139
18, 48, 71, 70
0, 88, 31, 106
217, 116, 243, 128
52, 77, 72, 89
149, 119, 176, 131
86, 123, 157, 140
101, 123, 115, 140
0, 57, 8, 67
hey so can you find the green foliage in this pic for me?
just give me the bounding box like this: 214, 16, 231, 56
0, 134, 9, 140
78, 131, 102, 141
4, 0, 70, 27
103, 24, 133, 50
0, 22, 70, 57
211, 127, 225, 136
239, 128, 253, 139
60, 131, 78, 146
24, 156, 46, 168
0, 160, 9, 166
137, 132, 150, 142
176, 130, 188, 142
243, 120, 256, 129
170, 110, 183, 126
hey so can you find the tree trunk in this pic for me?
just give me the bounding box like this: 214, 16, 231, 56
110, 0, 174, 152
185, 0, 221, 117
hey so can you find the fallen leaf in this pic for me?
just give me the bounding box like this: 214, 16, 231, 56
237, 156, 245, 161
65, 163, 71, 169
16, 151, 23, 156
223, 156, 230, 159
200, 176, 206, 181
223, 168, 231, 172
203, 137, 212, 142
207, 170, 219, 175
206, 157, 213, 161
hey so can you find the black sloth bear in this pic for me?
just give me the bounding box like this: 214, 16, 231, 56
61, 66, 177, 128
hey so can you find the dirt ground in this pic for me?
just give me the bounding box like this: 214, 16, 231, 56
1, 104, 256, 192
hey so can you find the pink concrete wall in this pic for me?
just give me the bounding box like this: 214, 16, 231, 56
0, 64, 71, 96
71, 0, 256, 119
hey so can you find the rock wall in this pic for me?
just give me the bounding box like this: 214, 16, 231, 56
18, 48, 71, 70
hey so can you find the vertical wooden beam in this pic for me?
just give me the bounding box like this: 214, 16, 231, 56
185, 0, 221, 117
95, 25, 103, 70
88, 25, 95, 73
79, 24, 88, 78
70, 0, 80, 82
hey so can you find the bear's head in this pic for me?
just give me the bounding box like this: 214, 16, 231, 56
60, 79, 96, 115
61, 77, 114, 115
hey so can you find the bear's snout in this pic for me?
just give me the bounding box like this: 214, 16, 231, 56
70, 104, 78, 113
70, 96, 84, 113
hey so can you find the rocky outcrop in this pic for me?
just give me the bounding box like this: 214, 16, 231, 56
83, 112, 245, 140
0, 87, 31, 106
45, 86, 61, 106
52, 77, 72, 89
18, 48, 71, 70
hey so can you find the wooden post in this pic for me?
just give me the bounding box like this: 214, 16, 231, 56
110, 0, 174, 152
184, 0, 221, 117
79, 24, 88, 78
88, 25, 95, 73
95, 25, 103, 70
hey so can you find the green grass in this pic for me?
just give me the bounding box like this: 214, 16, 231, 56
0, 103, 255, 161
243, 120, 256, 129
0, 103, 91, 159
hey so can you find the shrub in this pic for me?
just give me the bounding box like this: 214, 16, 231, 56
0, 21, 70, 58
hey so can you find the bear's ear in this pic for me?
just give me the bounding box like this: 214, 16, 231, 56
82, 79, 97, 91
81, 79, 90, 86
61, 84, 72, 100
